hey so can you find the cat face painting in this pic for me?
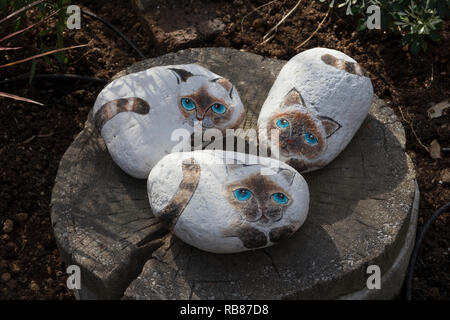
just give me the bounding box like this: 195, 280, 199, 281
147, 150, 309, 254
266, 88, 341, 161
174, 70, 237, 129
258, 48, 373, 172
224, 172, 293, 226
92, 64, 244, 179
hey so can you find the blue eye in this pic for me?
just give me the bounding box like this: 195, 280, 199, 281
272, 192, 289, 204
211, 103, 227, 114
181, 98, 196, 111
304, 132, 318, 145
233, 188, 252, 201
276, 118, 290, 129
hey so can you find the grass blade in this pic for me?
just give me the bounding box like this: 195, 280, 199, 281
0, 46, 22, 50
0, 10, 59, 43
0, 44, 88, 69
0, 0, 46, 25
0, 91, 44, 106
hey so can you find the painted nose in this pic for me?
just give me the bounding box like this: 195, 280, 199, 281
259, 215, 270, 224
260, 207, 268, 218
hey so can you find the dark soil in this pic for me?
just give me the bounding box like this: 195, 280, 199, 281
0, 0, 448, 300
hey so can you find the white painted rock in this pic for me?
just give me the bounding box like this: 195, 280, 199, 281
93, 64, 245, 179
258, 48, 373, 172
147, 150, 310, 253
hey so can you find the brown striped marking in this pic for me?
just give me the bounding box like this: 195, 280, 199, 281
94, 97, 150, 131
157, 158, 201, 230
321, 53, 368, 77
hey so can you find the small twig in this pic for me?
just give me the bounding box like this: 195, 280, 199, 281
0, 131, 56, 155
260, 0, 303, 45
257, 33, 276, 47
18, 132, 54, 145
0, 0, 46, 25
241, 0, 277, 34
0, 9, 60, 43
426, 52, 434, 88
36, 132, 55, 138
0, 44, 88, 69
20, 135, 37, 145
295, 7, 331, 50
398, 106, 430, 152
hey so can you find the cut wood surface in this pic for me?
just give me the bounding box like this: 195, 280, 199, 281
51, 48, 417, 299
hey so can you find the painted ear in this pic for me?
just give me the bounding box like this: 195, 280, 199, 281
169, 68, 194, 84
225, 161, 254, 175
212, 78, 232, 91
225, 164, 241, 175
282, 88, 306, 107
211, 78, 234, 99
319, 116, 341, 138
277, 168, 296, 186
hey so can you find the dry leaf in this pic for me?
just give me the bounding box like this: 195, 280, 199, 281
427, 100, 450, 119
441, 168, 450, 184
429, 139, 442, 159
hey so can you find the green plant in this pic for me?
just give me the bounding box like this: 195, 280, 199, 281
0, 0, 86, 105
319, 0, 449, 54
2, 0, 72, 68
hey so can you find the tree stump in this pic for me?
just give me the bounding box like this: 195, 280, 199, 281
51, 48, 418, 300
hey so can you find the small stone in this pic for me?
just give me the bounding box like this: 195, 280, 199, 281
429, 139, 441, 159
258, 48, 373, 172
427, 100, 449, 119
1, 272, 11, 282
3, 219, 13, 233
197, 18, 225, 38
29, 281, 40, 291
148, 150, 309, 253
252, 18, 264, 29
93, 65, 244, 178
10, 262, 21, 273
15, 212, 28, 222
440, 168, 450, 185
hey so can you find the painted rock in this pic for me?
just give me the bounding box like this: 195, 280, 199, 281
147, 150, 310, 254
258, 48, 373, 172
93, 64, 245, 179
